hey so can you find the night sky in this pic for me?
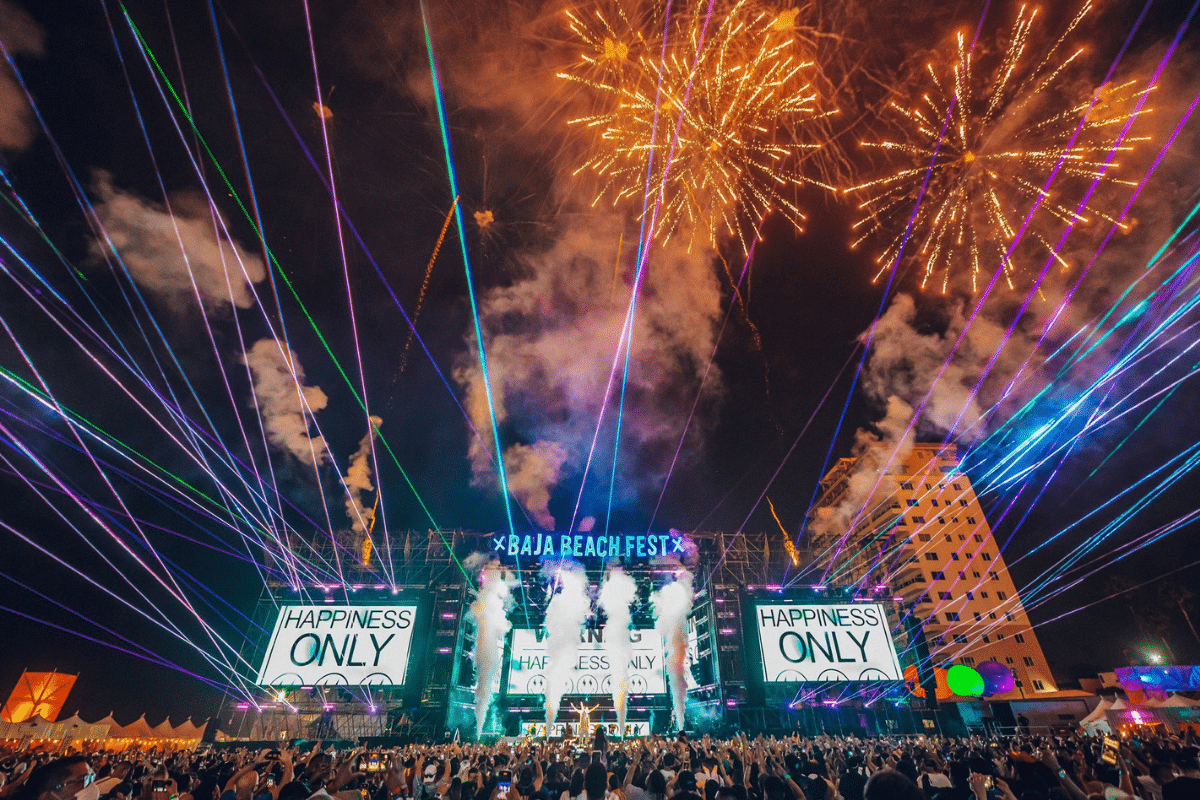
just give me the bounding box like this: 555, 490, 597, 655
1, 0, 1199, 725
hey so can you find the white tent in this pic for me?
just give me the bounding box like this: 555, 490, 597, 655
148, 718, 175, 740
117, 714, 153, 740
1080, 696, 1114, 733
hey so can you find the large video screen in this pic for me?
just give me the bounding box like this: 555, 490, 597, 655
754, 603, 903, 682
257, 605, 418, 686
506, 627, 668, 695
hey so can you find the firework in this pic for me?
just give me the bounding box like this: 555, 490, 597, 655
847, 4, 1151, 293
560, 0, 837, 253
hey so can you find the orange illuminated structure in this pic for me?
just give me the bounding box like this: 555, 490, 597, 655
1, 671, 77, 723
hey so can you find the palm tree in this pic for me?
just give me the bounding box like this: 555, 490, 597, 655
1158, 583, 1200, 647
1102, 575, 1146, 637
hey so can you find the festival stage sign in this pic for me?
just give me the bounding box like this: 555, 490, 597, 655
490, 531, 687, 560
754, 603, 903, 682
256, 605, 418, 686
506, 627, 669, 695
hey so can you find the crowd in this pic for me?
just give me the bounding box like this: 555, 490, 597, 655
1, 729, 1197, 800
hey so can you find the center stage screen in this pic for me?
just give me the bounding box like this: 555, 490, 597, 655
755, 603, 903, 682
257, 605, 418, 686
507, 628, 668, 695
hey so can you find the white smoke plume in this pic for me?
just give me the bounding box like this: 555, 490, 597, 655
0, 0, 44, 153
598, 564, 637, 735
652, 570, 693, 732
542, 560, 591, 726
243, 338, 330, 467
504, 440, 569, 530
89, 172, 267, 313
808, 394, 915, 541
343, 416, 383, 534
467, 556, 513, 740
455, 213, 723, 526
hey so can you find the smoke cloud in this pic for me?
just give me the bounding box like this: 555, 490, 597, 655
542, 560, 591, 726
467, 556, 513, 740
89, 172, 267, 313
456, 213, 723, 526
598, 564, 637, 734
504, 440, 570, 530
243, 338, 330, 468
0, 1, 43, 153
652, 570, 693, 732
343, 417, 383, 534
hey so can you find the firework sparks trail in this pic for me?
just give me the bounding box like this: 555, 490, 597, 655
848, 3, 1151, 293
561, 0, 837, 253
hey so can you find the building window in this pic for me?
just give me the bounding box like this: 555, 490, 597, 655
960, 499, 969, 507
897, 518, 907, 526
913, 516, 926, 523
891, 502, 902, 509
982, 552, 992, 561
926, 483, 933, 490
945, 534, 953, 542
973, 612, 982, 621
930, 499, 939, 507
989, 612, 997, 620
950, 553, 960, 561
973, 571, 982, 578
938, 592, 952, 600
989, 571, 1000, 580
939, 517, 947, 525
953, 519, 961, 525
967, 517, 977, 524
901, 482, 913, 490
980, 591, 989, 598
907, 499, 919, 506
1015, 679, 1024, 688
996, 633, 1004, 640
1033, 680, 1046, 691
997, 591, 1007, 600
982, 635, 990, 643
1014, 633, 1025, 643
1023, 656, 1035, 667
946, 612, 960, 621
925, 552, 939, 561
954, 634, 968, 644
953, 483, 962, 490
972, 534, 983, 543
918, 533, 932, 542
931, 571, 945, 580
959, 571, 967, 580
1005, 657, 1015, 664
966, 591, 974, 600
1006, 612, 1014, 621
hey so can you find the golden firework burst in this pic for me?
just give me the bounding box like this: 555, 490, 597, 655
560, 0, 837, 253
847, 3, 1151, 293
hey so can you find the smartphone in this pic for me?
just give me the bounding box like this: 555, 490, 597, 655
1100, 737, 1120, 766
152, 781, 170, 794
983, 777, 994, 791
368, 754, 381, 773
266, 776, 276, 789
497, 770, 512, 800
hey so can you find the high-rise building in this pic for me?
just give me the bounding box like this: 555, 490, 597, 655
807, 443, 1059, 699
